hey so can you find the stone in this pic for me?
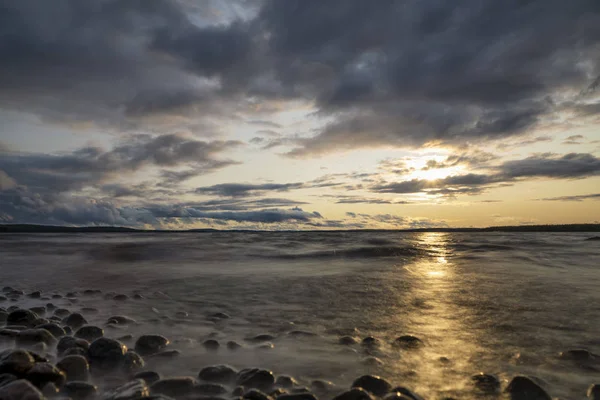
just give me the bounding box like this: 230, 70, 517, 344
34, 324, 66, 338
232, 386, 245, 397
29, 307, 45, 315
290, 387, 310, 394
134, 335, 169, 356
105, 379, 150, 400
0, 379, 44, 400
332, 388, 374, 400
63, 347, 88, 358
133, 294, 144, 300
25, 363, 66, 389
118, 335, 134, 341
151, 377, 196, 397
28, 292, 42, 299
6, 309, 39, 327
198, 365, 237, 384
87, 337, 127, 372
133, 371, 161, 385
588, 384, 600, 400
149, 350, 180, 359
203, 339, 220, 351
16, 329, 56, 347
257, 343, 274, 350
57, 336, 89, 356
62, 313, 87, 329
0, 373, 17, 388
360, 357, 383, 366
54, 309, 70, 317
275, 376, 297, 389
107, 316, 137, 325
26, 351, 47, 364
227, 341, 242, 350
66, 292, 78, 298
175, 311, 188, 318
63, 381, 98, 400
121, 351, 145, 373
288, 330, 317, 338
208, 312, 230, 320
246, 334, 276, 343
360, 337, 380, 348
339, 336, 357, 345
52, 294, 62, 299
74, 326, 104, 342
195, 383, 228, 396
352, 375, 392, 397
42, 382, 60, 397
56, 355, 89, 382
310, 380, 335, 393
383, 394, 413, 400
392, 335, 423, 349
471, 373, 500, 393
46, 303, 56, 310
505, 376, 551, 400
559, 349, 599, 363
113, 294, 129, 301
237, 369, 275, 391
278, 394, 318, 400
0, 349, 36, 376
243, 389, 272, 400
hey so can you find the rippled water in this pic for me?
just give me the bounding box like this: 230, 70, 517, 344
1, 231, 600, 399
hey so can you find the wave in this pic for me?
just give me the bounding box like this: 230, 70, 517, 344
263, 245, 423, 260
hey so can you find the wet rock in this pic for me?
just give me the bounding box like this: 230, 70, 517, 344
121, 351, 145, 373
63, 327, 73, 336
310, 380, 335, 393
42, 382, 60, 397
392, 335, 423, 349
106, 379, 150, 400
3, 325, 27, 331
107, 316, 137, 325
25, 362, 66, 388
16, 329, 56, 347
63, 313, 87, 330
113, 294, 129, 301
28, 291, 42, 299
0, 349, 36, 375
74, 326, 104, 342
175, 311, 188, 318
290, 387, 310, 394
288, 331, 317, 338
232, 386, 245, 397
133, 371, 161, 385
278, 394, 318, 400
360, 337, 380, 348
505, 376, 551, 400
275, 376, 298, 389
0, 373, 17, 388
271, 388, 287, 398
57, 336, 89, 356
118, 335, 134, 341
588, 384, 600, 400
63, 347, 88, 358
0, 379, 44, 400
35, 324, 66, 338
471, 373, 500, 393
332, 388, 374, 400
54, 309, 70, 318
151, 377, 196, 398
243, 389, 272, 400
6, 309, 39, 327
246, 334, 276, 343
257, 343, 275, 350
31, 318, 49, 327
134, 335, 170, 356
133, 294, 144, 300
66, 292, 78, 298
0, 296, 6, 302
360, 356, 383, 366
45, 303, 56, 311
227, 341, 242, 350
52, 294, 62, 299
559, 349, 599, 363
56, 355, 89, 382
339, 336, 358, 345
208, 312, 230, 320
149, 350, 181, 359
195, 383, 228, 396
382, 394, 413, 400
2, 287, 15, 293
87, 337, 128, 372
0, 311, 7, 323
63, 381, 98, 400
198, 365, 237, 384
237, 369, 275, 392
352, 375, 392, 397
29, 307, 46, 316
26, 351, 47, 364
203, 339, 220, 351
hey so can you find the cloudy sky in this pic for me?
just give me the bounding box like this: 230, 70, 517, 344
1, 0, 599, 230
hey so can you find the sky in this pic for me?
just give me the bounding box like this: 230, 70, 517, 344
0, 0, 599, 230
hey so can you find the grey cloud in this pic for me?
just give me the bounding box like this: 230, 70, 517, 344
196, 182, 304, 197
562, 135, 586, 145
537, 193, 600, 202
499, 153, 600, 179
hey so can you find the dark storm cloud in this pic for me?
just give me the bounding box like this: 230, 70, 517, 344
0, 133, 240, 193
195, 182, 304, 197
261, 0, 600, 155
372, 153, 600, 196
537, 193, 600, 202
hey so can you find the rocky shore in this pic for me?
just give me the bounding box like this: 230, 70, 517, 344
0, 286, 597, 400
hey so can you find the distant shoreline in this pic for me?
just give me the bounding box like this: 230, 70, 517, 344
1, 223, 599, 233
